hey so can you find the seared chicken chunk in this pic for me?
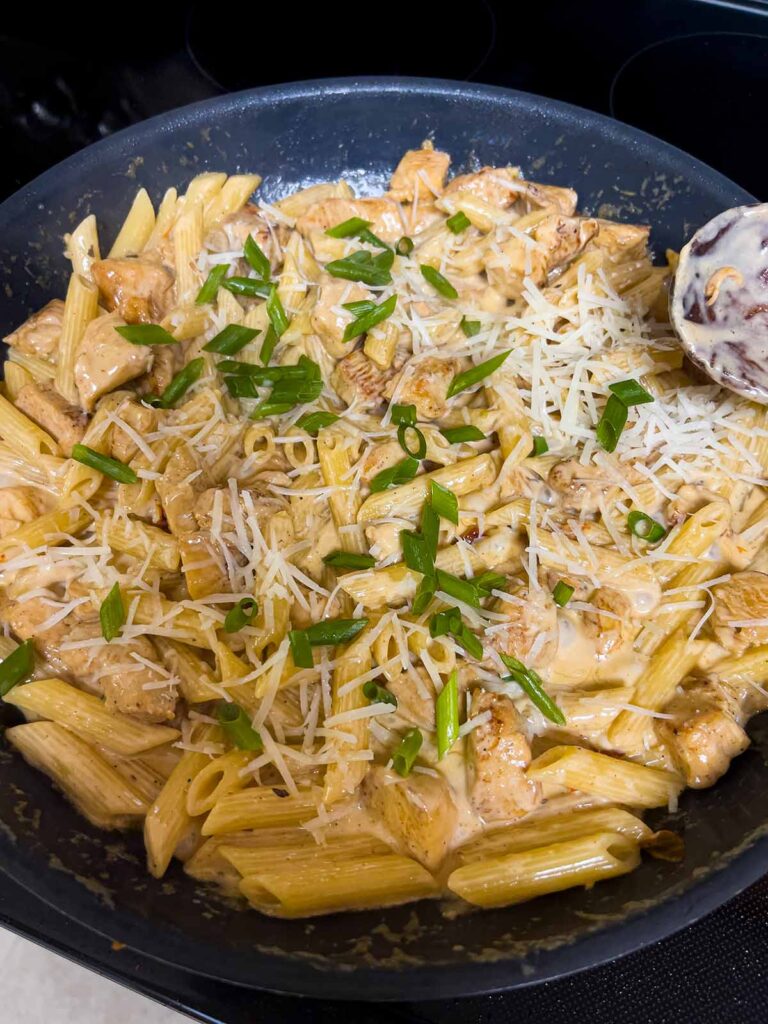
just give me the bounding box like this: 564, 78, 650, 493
15, 381, 87, 455
74, 312, 153, 411
107, 399, 157, 463
386, 668, 438, 730
0, 487, 52, 538
389, 146, 451, 203
485, 215, 598, 298
205, 202, 286, 273
590, 220, 650, 263
296, 197, 404, 246
4, 299, 65, 363
489, 586, 559, 669
444, 166, 522, 207
331, 350, 395, 410
466, 689, 541, 822
547, 459, 613, 515
310, 277, 372, 359
383, 356, 460, 421
583, 587, 634, 658
712, 571, 768, 653
92, 257, 174, 324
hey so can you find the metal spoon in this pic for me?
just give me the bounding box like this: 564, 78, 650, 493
670, 202, 768, 402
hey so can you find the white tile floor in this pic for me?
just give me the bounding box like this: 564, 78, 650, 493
0, 928, 190, 1023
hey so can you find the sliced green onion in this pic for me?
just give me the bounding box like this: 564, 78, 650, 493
412, 574, 437, 616
553, 581, 574, 607
530, 436, 549, 457
358, 227, 390, 250
250, 401, 295, 419
259, 325, 278, 365
392, 728, 422, 777
369, 456, 420, 493
596, 394, 629, 452
440, 425, 486, 444
296, 410, 340, 435
397, 423, 427, 460
430, 481, 458, 525
304, 617, 369, 647
218, 361, 311, 381
100, 582, 125, 643
114, 324, 177, 346
71, 445, 137, 485
342, 300, 377, 317
221, 276, 272, 298
472, 571, 507, 597
500, 653, 565, 725
435, 569, 480, 608
460, 316, 482, 338
323, 551, 376, 570
203, 324, 259, 354
363, 681, 397, 707
390, 403, 417, 426
158, 357, 204, 408
628, 510, 667, 544
430, 607, 462, 638
396, 236, 414, 256
326, 252, 392, 287
216, 702, 263, 751
609, 379, 654, 406
243, 235, 271, 281
326, 217, 371, 239
446, 211, 471, 234
266, 286, 290, 337
196, 263, 229, 304
436, 670, 459, 760
343, 294, 397, 343
289, 629, 314, 669
0, 640, 34, 697
420, 501, 440, 563
400, 531, 433, 576
140, 395, 165, 408
452, 622, 483, 659
447, 350, 511, 399
223, 597, 259, 633
225, 375, 261, 399
420, 264, 458, 300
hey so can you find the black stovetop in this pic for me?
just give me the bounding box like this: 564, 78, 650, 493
1, 2, 768, 1020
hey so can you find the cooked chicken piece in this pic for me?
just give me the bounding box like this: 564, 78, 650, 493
4, 299, 65, 363
331, 349, 395, 410
488, 585, 559, 669
138, 344, 181, 397
547, 459, 614, 515
466, 688, 541, 822
310, 277, 372, 359
205, 202, 286, 273
74, 312, 153, 412
14, 381, 87, 456
443, 166, 522, 207
386, 667, 437, 730
364, 765, 457, 870
405, 203, 445, 237
3, 597, 176, 721
364, 520, 402, 563
517, 180, 578, 216
712, 571, 768, 653
108, 399, 157, 463
589, 221, 650, 263
0, 487, 52, 538
296, 197, 404, 246
583, 587, 634, 657
382, 356, 460, 421
156, 444, 203, 535
389, 146, 451, 203
194, 481, 289, 533
485, 215, 598, 298
92, 257, 174, 324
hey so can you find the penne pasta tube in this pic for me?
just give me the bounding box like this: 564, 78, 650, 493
323, 626, 375, 804
101, 511, 180, 571
186, 750, 253, 816
173, 201, 204, 304
56, 272, 99, 404
317, 426, 365, 554
219, 831, 391, 877
108, 188, 156, 257
203, 174, 262, 231
65, 214, 101, 280
143, 187, 178, 251
0, 393, 61, 460
201, 787, 321, 836
0, 506, 91, 560
527, 746, 681, 808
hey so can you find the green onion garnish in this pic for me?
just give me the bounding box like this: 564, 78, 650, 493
343, 294, 397, 343
440, 425, 486, 444
71, 445, 138, 485
421, 501, 439, 562
392, 728, 422, 777
158, 357, 204, 408
429, 607, 483, 659
460, 317, 482, 338
219, 361, 313, 381
400, 531, 434, 576
223, 597, 259, 633
259, 325, 278, 365
553, 581, 574, 607
114, 324, 178, 346
397, 423, 427, 460
362, 681, 397, 707
203, 324, 259, 354
596, 394, 629, 452
342, 300, 377, 317
369, 456, 420, 493
446, 211, 471, 234
358, 227, 390, 250
243, 235, 271, 281
221, 277, 272, 298
608, 379, 654, 406
530, 436, 549, 457
396, 236, 414, 256
250, 400, 295, 420
224, 375, 260, 399
100, 582, 125, 643
472, 571, 507, 597
435, 569, 480, 608
326, 217, 371, 239
436, 670, 459, 760
289, 629, 314, 669
326, 251, 393, 287
296, 410, 340, 435
420, 264, 458, 300
216, 702, 263, 751
0, 640, 34, 698
305, 618, 369, 647
266, 286, 290, 337
390, 403, 417, 426
627, 510, 667, 544
196, 263, 229, 304
412, 574, 437, 616
430, 480, 458, 525
323, 551, 376, 570
447, 350, 511, 399
499, 653, 565, 725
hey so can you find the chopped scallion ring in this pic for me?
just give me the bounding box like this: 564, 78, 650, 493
223, 597, 259, 633
363, 681, 397, 707
552, 581, 574, 607
71, 445, 138, 485
0, 640, 34, 697
216, 702, 263, 751
499, 653, 566, 725
627, 510, 667, 544
446, 211, 471, 233
436, 670, 459, 760
392, 728, 422, 777
397, 422, 427, 460
447, 351, 511, 398
420, 264, 459, 299
100, 583, 125, 643
608, 379, 654, 406
596, 394, 629, 452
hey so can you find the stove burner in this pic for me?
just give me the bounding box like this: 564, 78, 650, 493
185, 2, 496, 91
610, 32, 768, 200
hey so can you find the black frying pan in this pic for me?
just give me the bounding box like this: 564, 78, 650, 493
0, 77, 764, 1002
